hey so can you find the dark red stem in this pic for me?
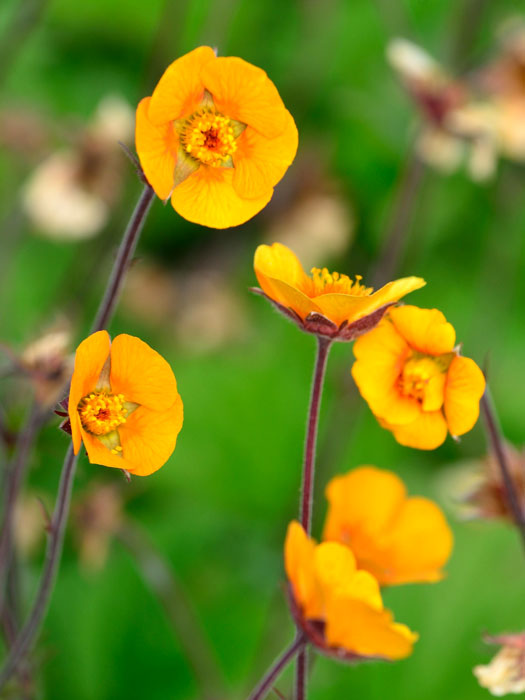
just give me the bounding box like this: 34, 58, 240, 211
0, 184, 156, 690
296, 336, 332, 700
247, 635, 306, 700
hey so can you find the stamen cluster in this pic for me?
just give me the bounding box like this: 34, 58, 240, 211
182, 109, 237, 167
78, 391, 127, 436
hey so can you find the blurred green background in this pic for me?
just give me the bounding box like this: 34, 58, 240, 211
2, 0, 525, 698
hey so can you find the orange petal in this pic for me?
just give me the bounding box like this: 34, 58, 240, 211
351, 323, 419, 425
422, 371, 446, 411
81, 427, 126, 470
135, 97, 177, 200
378, 497, 454, 585
254, 242, 309, 288
311, 294, 375, 328
389, 306, 456, 355
324, 467, 407, 542
366, 277, 426, 311
444, 355, 485, 436
109, 334, 179, 411
118, 396, 184, 476
202, 57, 288, 139
147, 46, 216, 124
232, 111, 298, 198
68, 331, 111, 454
309, 277, 425, 328
388, 410, 448, 450
314, 543, 358, 598
284, 521, 323, 618
170, 165, 273, 228
325, 596, 417, 660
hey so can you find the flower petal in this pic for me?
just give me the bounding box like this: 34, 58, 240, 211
81, 427, 125, 470
254, 242, 309, 288
135, 97, 177, 200
232, 110, 298, 198
366, 276, 426, 312
148, 46, 216, 124
118, 397, 184, 476
352, 323, 420, 425
202, 56, 288, 138
389, 306, 456, 355
379, 497, 454, 585
444, 356, 485, 436
284, 521, 323, 619
68, 331, 111, 454
110, 334, 179, 412
170, 165, 273, 228
324, 467, 407, 542
388, 410, 448, 450
325, 596, 417, 660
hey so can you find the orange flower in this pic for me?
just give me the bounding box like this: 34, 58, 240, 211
135, 46, 298, 229
253, 243, 425, 341
68, 331, 183, 476
352, 306, 485, 449
323, 467, 453, 585
285, 521, 417, 661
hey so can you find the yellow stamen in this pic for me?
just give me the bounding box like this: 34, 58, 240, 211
301, 267, 373, 297
181, 109, 237, 167
78, 391, 127, 436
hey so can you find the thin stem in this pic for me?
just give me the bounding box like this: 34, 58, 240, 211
91, 184, 155, 333
295, 336, 332, 700
0, 184, 156, 689
0, 404, 46, 614
247, 635, 306, 700
299, 336, 332, 534
118, 523, 225, 700
480, 391, 525, 552
0, 446, 79, 689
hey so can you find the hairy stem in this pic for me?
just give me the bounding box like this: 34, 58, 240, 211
296, 336, 332, 700
247, 635, 306, 700
91, 184, 155, 333
0, 403, 46, 615
480, 391, 525, 551
0, 184, 156, 689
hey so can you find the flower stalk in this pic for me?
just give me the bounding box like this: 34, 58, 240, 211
247, 635, 306, 700
0, 183, 156, 690
296, 335, 332, 699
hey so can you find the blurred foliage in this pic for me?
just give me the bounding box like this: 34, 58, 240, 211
2, 0, 525, 698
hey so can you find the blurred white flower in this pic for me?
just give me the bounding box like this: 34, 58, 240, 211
475, 635, 525, 696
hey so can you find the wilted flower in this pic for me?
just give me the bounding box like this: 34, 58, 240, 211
135, 46, 298, 228
474, 634, 525, 696
20, 326, 73, 406
22, 95, 133, 240
253, 242, 425, 341
73, 482, 124, 572
285, 521, 417, 661
323, 467, 453, 585
352, 306, 485, 449
67, 331, 183, 476
461, 444, 525, 522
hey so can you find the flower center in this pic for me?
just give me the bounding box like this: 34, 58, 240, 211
398, 356, 442, 402
78, 391, 128, 436
181, 109, 237, 167
301, 268, 374, 298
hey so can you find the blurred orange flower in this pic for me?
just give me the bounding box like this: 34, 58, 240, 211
253, 243, 425, 340
136, 46, 298, 228
68, 331, 183, 476
323, 467, 453, 585
352, 306, 485, 449
285, 521, 417, 661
